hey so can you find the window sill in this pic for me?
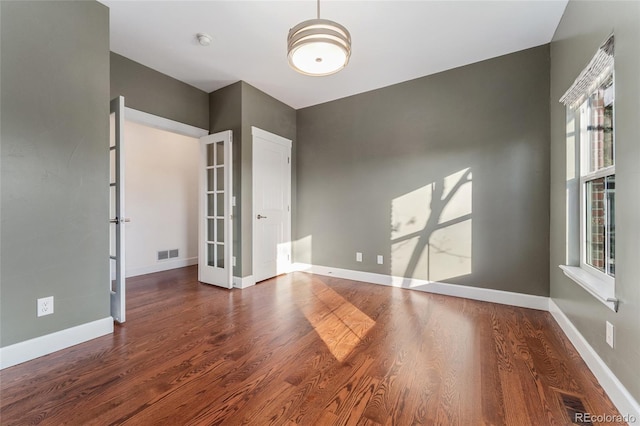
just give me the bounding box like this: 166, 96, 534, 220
559, 265, 618, 312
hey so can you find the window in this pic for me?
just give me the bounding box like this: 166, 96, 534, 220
579, 73, 615, 282
559, 35, 617, 312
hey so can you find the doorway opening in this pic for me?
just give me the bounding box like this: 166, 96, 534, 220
123, 119, 201, 278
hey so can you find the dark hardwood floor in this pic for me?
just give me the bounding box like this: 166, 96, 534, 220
0, 266, 623, 425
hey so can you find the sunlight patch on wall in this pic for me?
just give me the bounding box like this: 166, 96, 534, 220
391, 184, 431, 277
391, 168, 472, 283
297, 278, 375, 362
293, 235, 313, 265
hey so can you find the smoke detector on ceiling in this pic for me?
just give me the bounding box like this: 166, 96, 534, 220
196, 33, 212, 46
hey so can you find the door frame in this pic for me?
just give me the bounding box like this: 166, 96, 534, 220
110, 106, 208, 321
251, 126, 292, 282
125, 107, 208, 139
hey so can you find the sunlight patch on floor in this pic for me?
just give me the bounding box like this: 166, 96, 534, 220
297, 279, 375, 362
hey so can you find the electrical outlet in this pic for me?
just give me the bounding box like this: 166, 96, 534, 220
606, 321, 614, 348
356, 252, 362, 262
377, 255, 383, 265
37, 296, 54, 317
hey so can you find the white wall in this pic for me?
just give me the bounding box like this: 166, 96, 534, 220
124, 120, 199, 277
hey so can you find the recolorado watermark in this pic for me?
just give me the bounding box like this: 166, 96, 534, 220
574, 412, 637, 424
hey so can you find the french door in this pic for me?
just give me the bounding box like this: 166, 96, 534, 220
198, 131, 233, 288
109, 96, 126, 323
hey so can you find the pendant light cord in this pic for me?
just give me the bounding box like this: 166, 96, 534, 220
317, 0, 320, 18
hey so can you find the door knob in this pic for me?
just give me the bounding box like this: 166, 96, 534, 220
109, 217, 132, 224
257, 214, 267, 219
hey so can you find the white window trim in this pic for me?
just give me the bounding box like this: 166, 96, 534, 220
561, 73, 618, 312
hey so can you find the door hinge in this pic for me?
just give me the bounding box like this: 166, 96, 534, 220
287, 157, 290, 164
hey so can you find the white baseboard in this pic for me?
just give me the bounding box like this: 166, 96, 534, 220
233, 275, 255, 289
0, 317, 114, 370
291, 263, 548, 311
549, 300, 640, 423
126, 257, 198, 278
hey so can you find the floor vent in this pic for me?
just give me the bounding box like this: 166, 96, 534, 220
157, 250, 169, 261
556, 390, 591, 425
169, 249, 179, 258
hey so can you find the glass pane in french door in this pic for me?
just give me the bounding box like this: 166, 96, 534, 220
216, 219, 224, 243
216, 142, 224, 166
207, 169, 215, 191
216, 193, 224, 216
206, 141, 226, 270
207, 143, 214, 167
216, 243, 224, 267
207, 243, 215, 267
110, 258, 116, 292
110, 113, 115, 148
207, 219, 215, 242
110, 148, 116, 183
216, 167, 224, 191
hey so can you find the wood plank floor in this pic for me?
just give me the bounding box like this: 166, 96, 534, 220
0, 266, 624, 425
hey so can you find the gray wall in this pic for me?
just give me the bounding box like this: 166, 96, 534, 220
1, 1, 110, 347
111, 52, 209, 130
296, 45, 550, 296
550, 1, 640, 401
209, 81, 296, 278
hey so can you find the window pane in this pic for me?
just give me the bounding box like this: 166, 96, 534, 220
585, 178, 605, 273
587, 74, 614, 173
605, 175, 615, 276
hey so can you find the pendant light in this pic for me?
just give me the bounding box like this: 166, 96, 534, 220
287, 0, 351, 76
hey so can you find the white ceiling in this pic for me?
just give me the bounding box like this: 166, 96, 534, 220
101, 0, 568, 110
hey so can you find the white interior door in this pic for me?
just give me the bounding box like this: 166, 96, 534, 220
199, 131, 233, 288
109, 96, 126, 323
252, 127, 292, 283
